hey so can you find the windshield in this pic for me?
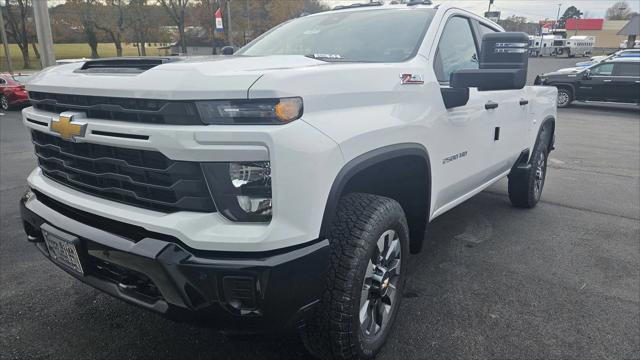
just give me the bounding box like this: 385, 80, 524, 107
237, 9, 436, 62
12, 75, 31, 84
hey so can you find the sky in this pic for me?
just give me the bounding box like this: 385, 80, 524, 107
322, 0, 640, 21
43, 0, 639, 23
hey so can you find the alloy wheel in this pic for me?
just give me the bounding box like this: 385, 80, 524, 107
557, 91, 569, 107
534, 151, 546, 199
359, 229, 402, 338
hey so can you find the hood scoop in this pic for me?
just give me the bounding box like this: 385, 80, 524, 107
75, 57, 184, 74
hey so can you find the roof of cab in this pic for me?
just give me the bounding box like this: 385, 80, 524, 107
606, 57, 640, 63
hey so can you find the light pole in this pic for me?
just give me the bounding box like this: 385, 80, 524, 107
226, 0, 233, 47
32, 0, 56, 68
555, 3, 562, 30
0, 8, 13, 74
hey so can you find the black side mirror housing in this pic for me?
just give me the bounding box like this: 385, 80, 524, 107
221, 46, 235, 55
450, 32, 529, 91
583, 69, 591, 79
440, 87, 470, 109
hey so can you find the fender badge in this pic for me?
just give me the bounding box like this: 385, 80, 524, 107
400, 73, 424, 85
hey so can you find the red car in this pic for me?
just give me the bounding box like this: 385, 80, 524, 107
1, 73, 31, 111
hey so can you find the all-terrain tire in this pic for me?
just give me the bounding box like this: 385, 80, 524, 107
301, 193, 409, 360
508, 143, 548, 209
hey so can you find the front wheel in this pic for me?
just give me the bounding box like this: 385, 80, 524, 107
302, 193, 409, 360
0, 95, 9, 111
556, 87, 572, 108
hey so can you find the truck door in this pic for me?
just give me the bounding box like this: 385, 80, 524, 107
612, 62, 640, 103
431, 15, 498, 209
473, 20, 530, 171
576, 62, 615, 101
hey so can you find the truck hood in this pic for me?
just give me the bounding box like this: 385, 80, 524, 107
26, 55, 327, 100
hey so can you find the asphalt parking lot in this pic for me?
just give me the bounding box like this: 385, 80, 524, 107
1, 57, 639, 360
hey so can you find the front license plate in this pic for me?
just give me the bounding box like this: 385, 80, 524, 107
42, 225, 84, 275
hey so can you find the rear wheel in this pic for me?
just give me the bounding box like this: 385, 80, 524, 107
508, 143, 548, 208
556, 87, 572, 108
0, 95, 9, 111
301, 193, 408, 360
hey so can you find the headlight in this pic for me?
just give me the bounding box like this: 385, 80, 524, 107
202, 161, 272, 222
196, 98, 303, 125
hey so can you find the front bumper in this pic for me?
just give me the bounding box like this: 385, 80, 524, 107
20, 189, 329, 332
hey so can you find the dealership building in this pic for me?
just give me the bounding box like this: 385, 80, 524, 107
563, 17, 638, 49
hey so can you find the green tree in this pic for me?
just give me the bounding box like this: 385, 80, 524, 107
558, 5, 583, 28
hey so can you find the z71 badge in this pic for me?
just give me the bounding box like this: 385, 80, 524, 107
400, 73, 424, 85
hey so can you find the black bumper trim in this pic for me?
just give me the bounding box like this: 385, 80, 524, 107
21, 190, 329, 332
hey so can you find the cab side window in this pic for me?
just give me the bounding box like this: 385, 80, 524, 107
615, 63, 640, 77
591, 63, 614, 76
434, 16, 479, 83
476, 23, 498, 49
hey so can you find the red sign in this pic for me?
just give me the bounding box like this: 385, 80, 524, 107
566, 18, 604, 30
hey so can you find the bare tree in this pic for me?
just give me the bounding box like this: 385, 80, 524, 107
157, 0, 189, 53
2, 0, 31, 68
94, 0, 127, 56
606, 1, 633, 20
128, 0, 151, 55
64, 0, 101, 58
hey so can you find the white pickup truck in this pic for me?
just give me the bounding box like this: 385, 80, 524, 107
20, 2, 556, 359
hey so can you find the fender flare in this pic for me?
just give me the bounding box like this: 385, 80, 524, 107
509, 115, 555, 180
318, 143, 432, 241
536, 115, 556, 154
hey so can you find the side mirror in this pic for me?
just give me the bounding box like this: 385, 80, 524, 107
450, 32, 529, 91
582, 69, 591, 79
441, 87, 470, 109
221, 46, 235, 55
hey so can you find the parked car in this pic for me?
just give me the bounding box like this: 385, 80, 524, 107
19, 2, 557, 359
574, 49, 640, 68
0, 73, 31, 110
619, 39, 640, 49
535, 57, 640, 107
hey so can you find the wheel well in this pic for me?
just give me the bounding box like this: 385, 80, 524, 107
320, 148, 431, 254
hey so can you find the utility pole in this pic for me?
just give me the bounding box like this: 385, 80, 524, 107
0, 8, 13, 74
226, 0, 233, 47
555, 3, 562, 30
33, 0, 56, 68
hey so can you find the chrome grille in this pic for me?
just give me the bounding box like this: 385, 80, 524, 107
31, 131, 216, 213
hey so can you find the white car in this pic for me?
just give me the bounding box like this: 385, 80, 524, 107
20, 2, 556, 359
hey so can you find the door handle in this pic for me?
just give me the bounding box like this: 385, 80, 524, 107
519, 99, 529, 106
485, 101, 499, 110
603, 79, 612, 82
635, 81, 640, 84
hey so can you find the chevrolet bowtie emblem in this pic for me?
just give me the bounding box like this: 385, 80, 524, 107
50, 113, 87, 142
